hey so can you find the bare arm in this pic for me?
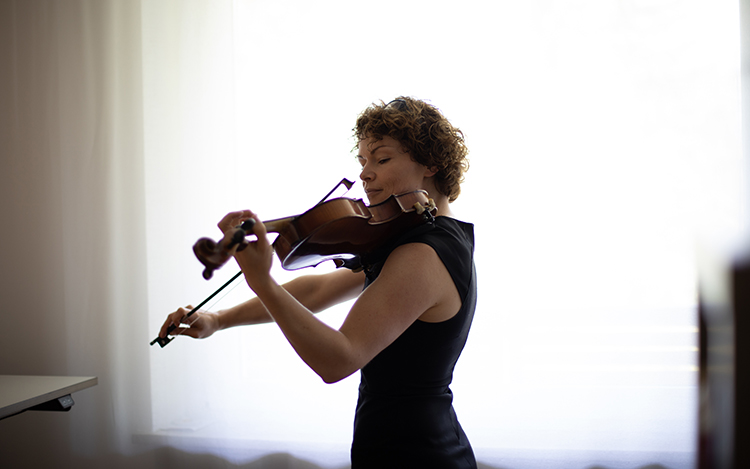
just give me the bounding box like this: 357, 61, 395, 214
158, 268, 364, 340
217, 269, 365, 327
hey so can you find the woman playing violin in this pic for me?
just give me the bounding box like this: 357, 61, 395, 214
159, 96, 477, 468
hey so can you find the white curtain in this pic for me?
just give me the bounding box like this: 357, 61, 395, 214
0, 1, 743, 468
0, 0, 152, 466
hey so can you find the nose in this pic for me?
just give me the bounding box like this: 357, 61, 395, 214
359, 163, 374, 182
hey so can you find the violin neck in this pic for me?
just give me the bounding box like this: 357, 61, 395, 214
262, 216, 295, 234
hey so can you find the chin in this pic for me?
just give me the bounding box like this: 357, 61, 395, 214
365, 192, 384, 205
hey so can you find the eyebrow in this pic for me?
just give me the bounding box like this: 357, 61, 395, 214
357, 141, 401, 162
365, 143, 395, 156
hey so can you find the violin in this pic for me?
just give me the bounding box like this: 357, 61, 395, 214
150, 179, 436, 348
194, 180, 437, 279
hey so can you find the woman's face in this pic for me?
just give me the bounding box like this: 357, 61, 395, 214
357, 135, 435, 205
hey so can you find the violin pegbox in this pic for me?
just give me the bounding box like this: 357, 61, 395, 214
413, 198, 437, 218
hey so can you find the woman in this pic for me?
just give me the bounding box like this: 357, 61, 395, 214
159, 97, 477, 468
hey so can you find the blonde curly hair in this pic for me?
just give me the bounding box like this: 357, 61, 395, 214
353, 97, 469, 202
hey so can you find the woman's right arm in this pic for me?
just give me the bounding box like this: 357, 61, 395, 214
158, 268, 365, 340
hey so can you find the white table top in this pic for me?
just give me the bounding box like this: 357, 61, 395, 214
0, 375, 98, 419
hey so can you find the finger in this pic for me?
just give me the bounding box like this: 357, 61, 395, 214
249, 212, 270, 247
159, 306, 192, 338
218, 210, 254, 232
178, 307, 194, 323
159, 314, 179, 338
177, 326, 200, 339
176, 311, 206, 338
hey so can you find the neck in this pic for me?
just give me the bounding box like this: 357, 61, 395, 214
422, 180, 452, 218
430, 193, 452, 218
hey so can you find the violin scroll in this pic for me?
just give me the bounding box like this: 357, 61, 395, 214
193, 219, 257, 280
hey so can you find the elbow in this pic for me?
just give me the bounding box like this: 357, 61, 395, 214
310, 339, 362, 384
321, 374, 344, 385
299, 333, 364, 384
318, 364, 358, 384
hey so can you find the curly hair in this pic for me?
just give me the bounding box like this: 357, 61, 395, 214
353, 96, 469, 202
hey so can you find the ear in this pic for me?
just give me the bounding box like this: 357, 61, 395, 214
424, 166, 438, 178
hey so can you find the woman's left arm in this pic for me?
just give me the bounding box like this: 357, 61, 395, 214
234, 211, 459, 383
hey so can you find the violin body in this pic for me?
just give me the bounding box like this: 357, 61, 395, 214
193, 190, 436, 279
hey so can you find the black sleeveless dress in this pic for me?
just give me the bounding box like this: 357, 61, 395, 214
350, 216, 478, 469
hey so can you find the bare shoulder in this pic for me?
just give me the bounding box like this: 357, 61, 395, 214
368, 242, 461, 323
381, 242, 449, 285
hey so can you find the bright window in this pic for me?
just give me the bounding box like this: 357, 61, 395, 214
145, 2, 741, 468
